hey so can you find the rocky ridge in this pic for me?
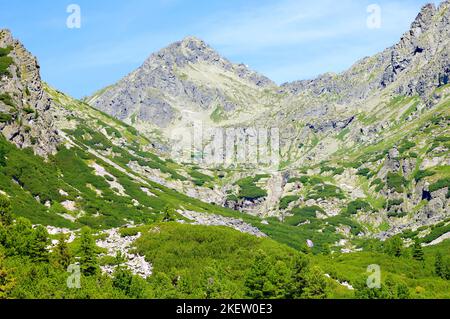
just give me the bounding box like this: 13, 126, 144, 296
0, 29, 60, 156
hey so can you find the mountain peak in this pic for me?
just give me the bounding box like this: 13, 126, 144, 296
179, 35, 207, 46
144, 35, 220, 69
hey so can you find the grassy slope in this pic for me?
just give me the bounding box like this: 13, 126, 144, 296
313, 240, 450, 299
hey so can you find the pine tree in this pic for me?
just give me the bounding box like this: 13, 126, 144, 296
384, 236, 404, 257
287, 254, 309, 298
244, 250, 275, 299
112, 266, 134, 296
434, 252, 447, 279
79, 227, 99, 276
412, 240, 424, 262
54, 233, 72, 269
300, 266, 329, 299
30, 225, 50, 262
0, 196, 13, 227
0, 252, 15, 299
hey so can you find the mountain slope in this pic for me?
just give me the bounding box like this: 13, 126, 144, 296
86, 2, 450, 245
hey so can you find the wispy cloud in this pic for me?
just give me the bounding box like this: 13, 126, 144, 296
198, 0, 363, 54
193, 0, 436, 82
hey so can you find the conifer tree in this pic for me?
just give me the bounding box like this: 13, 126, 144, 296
287, 254, 309, 298
0, 146, 6, 167
244, 250, 275, 299
300, 266, 329, 299
0, 196, 13, 227
384, 236, 404, 257
79, 227, 99, 276
0, 251, 15, 298
434, 252, 448, 279
30, 225, 50, 262
412, 240, 424, 262
54, 233, 72, 269
162, 205, 176, 222
396, 282, 411, 299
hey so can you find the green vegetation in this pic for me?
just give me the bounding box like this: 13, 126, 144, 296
284, 206, 323, 226
279, 195, 299, 210
386, 172, 408, 193
0, 46, 13, 77
134, 222, 329, 299
0, 112, 12, 123
189, 169, 213, 186
414, 169, 435, 182
419, 222, 450, 244
307, 184, 345, 200
398, 140, 416, 153
429, 178, 450, 197
210, 105, 228, 122
0, 93, 15, 108
314, 239, 450, 298
336, 128, 350, 141
345, 199, 372, 215
235, 175, 268, 200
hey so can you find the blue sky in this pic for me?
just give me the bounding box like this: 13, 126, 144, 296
0, 0, 442, 98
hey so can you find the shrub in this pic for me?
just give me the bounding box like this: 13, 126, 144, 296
346, 199, 371, 215
189, 170, 213, 186
22, 107, 35, 114
279, 195, 299, 210
385, 198, 404, 210
387, 173, 408, 193
420, 223, 450, 244
0, 93, 15, 108
398, 141, 416, 153
307, 184, 345, 200
414, 170, 435, 182
0, 46, 13, 77
236, 176, 268, 200
0, 112, 12, 123
434, 136, 450, 143
357, 168, 371, 177
284, 206, 323, 226
429, 178, 450, 193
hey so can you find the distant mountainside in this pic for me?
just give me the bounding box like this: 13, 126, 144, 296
86, 1, 450, 229
88, 2, 450, 161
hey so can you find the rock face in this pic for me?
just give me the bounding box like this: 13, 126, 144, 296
96, 228, 153, 279
0, 29, 60, 156
178, 210, 267, 237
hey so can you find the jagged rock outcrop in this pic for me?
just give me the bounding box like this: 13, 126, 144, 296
177, 210, 267, 237
0, 29, 60, 156
96, 228, 153, 279
283, 1, 450, 103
